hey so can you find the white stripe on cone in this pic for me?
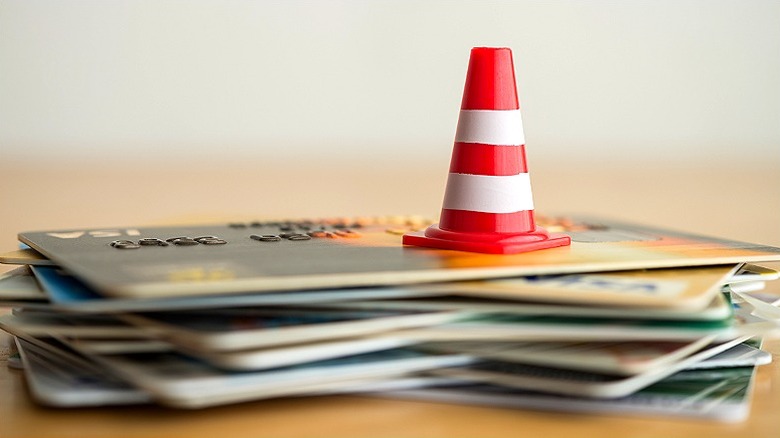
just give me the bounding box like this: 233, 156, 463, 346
454, 109, 525, 146
442, 173, 534, 213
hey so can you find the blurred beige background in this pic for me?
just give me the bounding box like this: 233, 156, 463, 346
1, 0, 778, 255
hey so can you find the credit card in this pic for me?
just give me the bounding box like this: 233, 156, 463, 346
14, 216, 780, 298
62, 344, 474, 408
428, 336, 748, 398
14, 338, 151, 407
384, 365, 756, 423
18, 266, 447, 314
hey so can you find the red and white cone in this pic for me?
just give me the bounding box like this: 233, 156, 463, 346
403, 47, 571, 254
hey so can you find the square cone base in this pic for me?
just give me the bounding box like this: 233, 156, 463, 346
402, 225, 571, 255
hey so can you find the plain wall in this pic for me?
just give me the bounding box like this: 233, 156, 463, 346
1, 0, 779, 166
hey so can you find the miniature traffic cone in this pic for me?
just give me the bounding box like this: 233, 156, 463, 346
403, 47, 571, 254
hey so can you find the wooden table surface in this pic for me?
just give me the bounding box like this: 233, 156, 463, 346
1, 159, 779, 438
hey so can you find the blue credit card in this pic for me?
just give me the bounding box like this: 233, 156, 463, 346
31, 266, 102, 304
27, 265, 445, 314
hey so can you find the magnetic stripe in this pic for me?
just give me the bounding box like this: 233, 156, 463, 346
454, 110, 525, 146
442, 173, 534, 213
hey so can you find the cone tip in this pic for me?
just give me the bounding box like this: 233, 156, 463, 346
461, 47, 518, 110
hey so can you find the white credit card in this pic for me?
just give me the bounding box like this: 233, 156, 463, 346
61, 344, 475, 408
14, 338, 151, 407
429, 336, 749, 399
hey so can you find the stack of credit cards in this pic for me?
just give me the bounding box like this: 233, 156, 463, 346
1, 215, 780, 421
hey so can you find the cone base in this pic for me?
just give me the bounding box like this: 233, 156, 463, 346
403, 225, 571, 254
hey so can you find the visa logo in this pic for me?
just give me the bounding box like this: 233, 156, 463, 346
46, 229, 142, 239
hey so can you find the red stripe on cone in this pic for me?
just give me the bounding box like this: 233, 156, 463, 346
460, 48, 519, 110
439, 209, 536, 234
449, 143, 528, 176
